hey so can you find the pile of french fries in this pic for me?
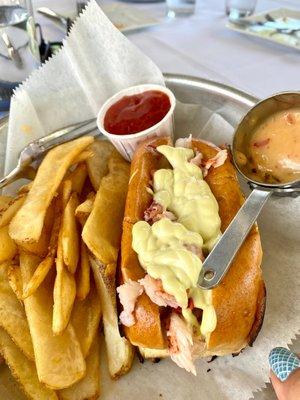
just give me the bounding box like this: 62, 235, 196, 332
0, 137, 134, 400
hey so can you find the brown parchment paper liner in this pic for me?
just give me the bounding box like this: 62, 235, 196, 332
1, 1, 299, 399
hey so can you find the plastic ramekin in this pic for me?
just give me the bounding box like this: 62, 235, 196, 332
97, 84, 176, 161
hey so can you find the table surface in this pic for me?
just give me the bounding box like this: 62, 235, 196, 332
34, 0, 300, 100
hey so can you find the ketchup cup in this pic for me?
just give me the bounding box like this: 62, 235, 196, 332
97, 84, 176, 161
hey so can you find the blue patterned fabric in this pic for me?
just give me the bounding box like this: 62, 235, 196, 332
269, 347, 300, 382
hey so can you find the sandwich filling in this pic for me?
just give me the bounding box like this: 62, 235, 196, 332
118, 142, 227, 375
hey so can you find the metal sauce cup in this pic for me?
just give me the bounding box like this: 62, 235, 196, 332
199, 92, 300, 289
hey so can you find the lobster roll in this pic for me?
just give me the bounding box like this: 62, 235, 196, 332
118, 136, 265, 375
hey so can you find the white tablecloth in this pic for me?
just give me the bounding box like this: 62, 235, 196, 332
34, 0, 300, 99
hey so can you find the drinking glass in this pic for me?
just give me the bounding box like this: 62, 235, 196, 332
0, 0, 40, 67
225, 0, 257, 20
166, 0, 196, 18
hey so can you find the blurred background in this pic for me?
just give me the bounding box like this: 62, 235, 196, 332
0, 0, 300, 111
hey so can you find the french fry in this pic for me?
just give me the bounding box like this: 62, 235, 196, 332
82, 150, 132, 378
68, 163, 87, 194
17, 202, 54, 258
7, 264, 23, 302
76, 241, 90, 300
23, 198, 61, 299
48, 201, 62, 255
20, 251, 86, 389
53, 260, 76, 335
23, 257, 53, 300
75, 194, 95, 226
80, 178, 94, 201
90, 257, 134, 379
71, 280, 101, 358
62, 193, 80, 274
0, 328, 58, 400
0, 263, 34, 360
0, 195, 26, 228
0, 226, 17, 264
53, 231, 76, 334
18, 181, 33, 195
9, 136, 94, 244
72, 149, 93, 165
82, 150, 130, 265
62, 180, 72, 208
58, 335, 100, 400
0, 195, 13, 210
86, 140, 114, 191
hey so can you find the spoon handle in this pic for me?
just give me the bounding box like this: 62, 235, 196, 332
198, 188, 271, 289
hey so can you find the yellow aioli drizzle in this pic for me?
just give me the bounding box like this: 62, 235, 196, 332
153, 145, 221, 251
132, 145, 220, 338
132, 219, 203, 308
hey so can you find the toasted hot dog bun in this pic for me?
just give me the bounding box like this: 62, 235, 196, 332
121, 136, 171, 349
191, 140, 265, 356
120, 136, 265, 356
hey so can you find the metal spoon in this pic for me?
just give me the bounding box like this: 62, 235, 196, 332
199, 92, 300, 290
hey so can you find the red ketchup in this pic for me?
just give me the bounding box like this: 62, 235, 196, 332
104, 90, 171, 135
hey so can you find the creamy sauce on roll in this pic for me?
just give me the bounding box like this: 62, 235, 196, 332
153, 145, 222, 251
132, 145, 222, 337
133, 219, 203, 309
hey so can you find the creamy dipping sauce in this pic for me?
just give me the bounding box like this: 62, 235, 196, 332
246, 108, 300, 184
132, 145, 220, 337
